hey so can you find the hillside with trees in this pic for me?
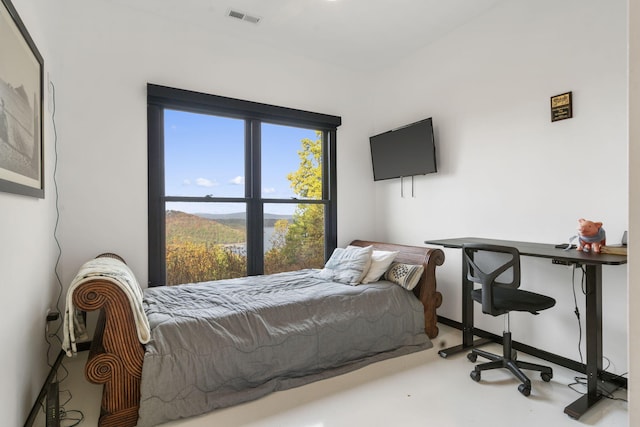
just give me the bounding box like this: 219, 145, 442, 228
165, 211, 246, 285
166, 210, 245, 245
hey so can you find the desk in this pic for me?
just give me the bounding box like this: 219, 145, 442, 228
425, 237, 627, 420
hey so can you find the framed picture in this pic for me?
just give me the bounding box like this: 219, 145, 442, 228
0, 0, 44, 198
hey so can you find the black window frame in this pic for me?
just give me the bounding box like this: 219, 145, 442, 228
147, 83, 341, 286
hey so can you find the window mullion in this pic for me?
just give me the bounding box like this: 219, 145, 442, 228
326, 129, 337, 260
247, 120, 263, 275
148, 104, 166, 286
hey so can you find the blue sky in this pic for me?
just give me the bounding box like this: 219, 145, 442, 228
164, 109, 318, 215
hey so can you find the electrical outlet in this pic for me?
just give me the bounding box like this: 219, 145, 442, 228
45, 309, 59, 334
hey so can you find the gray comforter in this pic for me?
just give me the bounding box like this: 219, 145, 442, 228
137, 269, 431, 426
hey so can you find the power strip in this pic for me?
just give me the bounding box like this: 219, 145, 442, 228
46, 381, 59, 427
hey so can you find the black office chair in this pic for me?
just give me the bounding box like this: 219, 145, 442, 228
463, 243, 556, 396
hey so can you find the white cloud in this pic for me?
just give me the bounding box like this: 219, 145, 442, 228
229, 176, 244, 185
263, 187, 276, 194
196, 178, 217, 187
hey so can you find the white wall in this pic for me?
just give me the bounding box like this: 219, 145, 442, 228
48, 0, 376, 289
628, 0, 638, 424
1, 0, 60, 424
366, 0, 629, 371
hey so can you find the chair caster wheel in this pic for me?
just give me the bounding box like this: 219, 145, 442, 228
518, 383, 531, 396
467, 353, 477, 362
541, 372, 553, 382
470, 370, 481, 382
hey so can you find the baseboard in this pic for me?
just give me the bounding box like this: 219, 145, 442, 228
437, 315, 628, 389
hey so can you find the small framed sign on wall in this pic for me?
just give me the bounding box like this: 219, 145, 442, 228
550, 91, 572, 122
0, 0, 44, 198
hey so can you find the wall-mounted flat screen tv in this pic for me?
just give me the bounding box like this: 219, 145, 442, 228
369, 118, 437, 181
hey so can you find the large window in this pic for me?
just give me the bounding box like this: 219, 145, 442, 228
148, 84, 340, 286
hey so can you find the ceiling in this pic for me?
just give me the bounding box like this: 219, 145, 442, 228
104, 0, 504, 71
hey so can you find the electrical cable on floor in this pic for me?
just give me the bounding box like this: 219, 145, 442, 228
568, 264, 627, 403
599, 370, 629, 402
568, 356, 611, 394
59, 389, 85, 426
568, 369, 628, 402
45, 80, 85, 425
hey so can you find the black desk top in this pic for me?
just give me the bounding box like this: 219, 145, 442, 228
425, 237, 627, 266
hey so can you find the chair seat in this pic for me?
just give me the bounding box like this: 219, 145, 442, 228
471, 287, 556, 314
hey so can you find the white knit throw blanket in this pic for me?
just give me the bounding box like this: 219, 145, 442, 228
62, 257, 150, 357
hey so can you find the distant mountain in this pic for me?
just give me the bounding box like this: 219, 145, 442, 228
196, 212, 293, 221
166, 210, 245, 245
196, 212, 293, 228
196, 212, 246, 220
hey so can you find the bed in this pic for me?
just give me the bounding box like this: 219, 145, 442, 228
68, 240, 444, 427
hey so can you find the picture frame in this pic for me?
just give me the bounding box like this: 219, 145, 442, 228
0, 0, 44, 198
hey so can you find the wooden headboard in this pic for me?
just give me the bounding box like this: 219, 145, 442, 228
349, 240, 444, 338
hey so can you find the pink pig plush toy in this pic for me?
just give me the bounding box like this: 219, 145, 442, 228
577, 218, 606, 253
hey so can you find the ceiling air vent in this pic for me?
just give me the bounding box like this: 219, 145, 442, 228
227, 9, 261, 24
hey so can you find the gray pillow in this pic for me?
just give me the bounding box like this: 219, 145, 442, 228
316, 245, 373, 285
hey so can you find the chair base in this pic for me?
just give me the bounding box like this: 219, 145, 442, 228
467, 332, 553, 396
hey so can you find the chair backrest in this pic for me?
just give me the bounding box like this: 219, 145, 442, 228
462, 243, 521, 316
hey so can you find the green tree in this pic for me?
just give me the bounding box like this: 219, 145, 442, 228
265, 131, 325, 273
287, 132, 323, 199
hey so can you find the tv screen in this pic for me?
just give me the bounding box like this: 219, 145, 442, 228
369, 118, 437, 181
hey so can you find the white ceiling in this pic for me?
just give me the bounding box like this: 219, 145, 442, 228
104, 0, 504, 71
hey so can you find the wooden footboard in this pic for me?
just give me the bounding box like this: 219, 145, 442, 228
72, 242, 442, 427
349, 240, 444, 338
72, 272, 144, 427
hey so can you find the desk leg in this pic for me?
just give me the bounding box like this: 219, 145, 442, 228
462, 258, 474, 347
564, 264, 605, 419
439, 252, 492, 358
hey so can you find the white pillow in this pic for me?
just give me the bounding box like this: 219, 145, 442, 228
358, 249, 399, 283
316, 245, 373, 285
384, 262, 424, 291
